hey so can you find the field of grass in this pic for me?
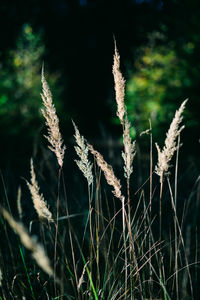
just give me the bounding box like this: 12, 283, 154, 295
0, 45, 199, 300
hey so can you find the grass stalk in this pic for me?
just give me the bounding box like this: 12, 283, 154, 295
54, 167, 62, 296
61, 172, 80, 300
174, 134, 180, 300
167, 176, 194, 299
149, 119, 153, 299
121, 196, 128, 299
19, 245, 36, 300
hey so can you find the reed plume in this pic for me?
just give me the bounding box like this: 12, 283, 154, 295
41, 67, 66, 168
155, 99, 188, 183
1, 208, 53, 277
88, 144, 123, 200
113, 45, 136, 180
73, 121, 93, 186
122, 116, 136, 180
26, 159, 53, 222
113, 41, 126, 125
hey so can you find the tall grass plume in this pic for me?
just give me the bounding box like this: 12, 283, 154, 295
155, 99, 188, 183
73, 121, 93, 186
41, 67, 66, 168
26, 159, 53, 222
1, 208, 53, 277
113, 42, 126, 125
88, 143, 123, 201
122, 116, 136, 180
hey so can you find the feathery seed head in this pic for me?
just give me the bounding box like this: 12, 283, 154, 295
26, 159, 53, 222
122, 117, 136, 179
88, 143, 123, 200
113, 42, 126, 125
73, 121, 93, 186
155, 99, 188, 182
78, 261, 89, 290
1, 208, 53, 277
41, 67, 66, 168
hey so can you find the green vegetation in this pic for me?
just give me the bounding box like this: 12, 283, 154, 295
126, 32, 199, 140
0, 24, 61, 138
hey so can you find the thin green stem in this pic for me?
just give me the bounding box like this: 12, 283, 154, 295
167, 177, 194, 299
19, 246, 36, 300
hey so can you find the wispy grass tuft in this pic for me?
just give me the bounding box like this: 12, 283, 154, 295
73, 121, 93, 186
26, 159, 53, 222
17, 186, 22, 220
113, 41, 126, 125
88, 143, 123, 201
1, 208, 54, 277
122, 116, 136, 180
155, 99, 188, 183
41, 66, 66, 168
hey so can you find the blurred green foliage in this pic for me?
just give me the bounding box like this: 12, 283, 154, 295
126, 32, 199, 140
0, 24, 62, 138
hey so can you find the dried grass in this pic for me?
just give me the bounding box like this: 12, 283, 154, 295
17, 186, 22, 220
88, 143, 123, 201
73, 121, 93, 186
1, 208, 53, 277
122, 116, 136, 180
77, 261, 88, 290
155, 99, 188, 182
26, 159, 53, 222
41, 67, 66, 168
113, 42, 126, 125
